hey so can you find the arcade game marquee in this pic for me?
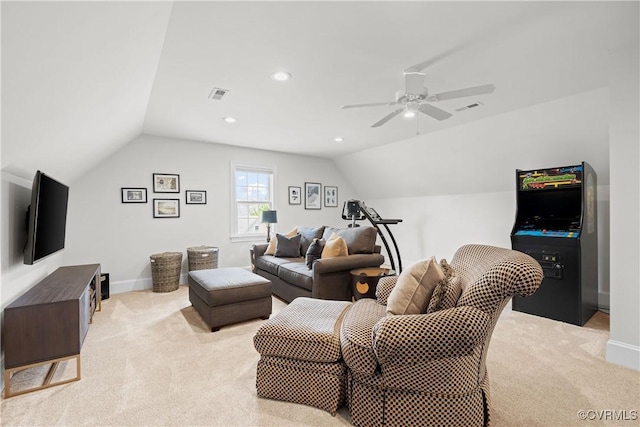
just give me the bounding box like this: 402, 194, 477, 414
511, 162, 598, 326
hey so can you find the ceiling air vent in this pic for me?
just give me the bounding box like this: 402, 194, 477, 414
455, 101, 484, 112
208, 87, 229, 100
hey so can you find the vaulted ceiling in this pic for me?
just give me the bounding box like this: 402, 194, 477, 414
2, 1, 638, 185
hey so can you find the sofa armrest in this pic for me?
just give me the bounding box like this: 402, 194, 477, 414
250, 244, 269, 273
375, 276, 398, 305
311, 253, 385, 300
313, 253, 384, 275
372, 306, 490, 364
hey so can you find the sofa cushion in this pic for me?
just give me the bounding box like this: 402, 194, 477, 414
255, 255, 300, 276
305, 238, 325, 269
265, 227, 298, 255
297, 226, 325, 256
278, 262, 314, 291
321, 233, 348, 258
386, 257, 445, 315
275, 233, 302, 258
322, 226, 377, 254
340, 298, 386, 375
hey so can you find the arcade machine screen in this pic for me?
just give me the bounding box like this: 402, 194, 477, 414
513, 165, 583, 238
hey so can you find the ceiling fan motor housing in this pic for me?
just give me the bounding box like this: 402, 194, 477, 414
395, 89, 428, 104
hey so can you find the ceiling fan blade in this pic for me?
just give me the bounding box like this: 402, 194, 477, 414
371, 108, 404, 128
429, 84, 496, 102
341, 101, 398, 109
418, 103, 453, 121
404, 72, 426, 95
404, 45, 467, 73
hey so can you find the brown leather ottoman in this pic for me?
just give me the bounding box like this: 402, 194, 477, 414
188, 268, 272, 332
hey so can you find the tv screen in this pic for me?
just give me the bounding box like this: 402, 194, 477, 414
24, 171, 69, 265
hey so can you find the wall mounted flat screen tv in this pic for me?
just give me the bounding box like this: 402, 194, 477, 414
24, 171, 69, 265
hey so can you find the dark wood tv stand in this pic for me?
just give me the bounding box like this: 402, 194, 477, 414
3, 264, 101, 398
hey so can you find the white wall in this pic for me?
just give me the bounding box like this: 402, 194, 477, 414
336, 88, 612, 307
62, 135, 358, 293
335, 88, 610, 200
1, 172, 67, 307
607, 41, 640, 371
361, 189, 610, 307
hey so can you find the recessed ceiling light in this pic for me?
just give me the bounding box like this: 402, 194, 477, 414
223, 116, 237, 123
334, 136, 344, 142
271, 71, 292, 82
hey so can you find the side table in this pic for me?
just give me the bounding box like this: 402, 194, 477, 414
350, 267, 395, 300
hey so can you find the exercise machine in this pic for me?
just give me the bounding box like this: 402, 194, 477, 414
342, 200, 403, 273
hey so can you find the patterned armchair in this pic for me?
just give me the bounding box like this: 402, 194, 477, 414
340, 244, 543, 427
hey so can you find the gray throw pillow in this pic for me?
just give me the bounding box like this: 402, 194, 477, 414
297, 226, 325, 256
274, 233, 302, 258
305, 238, 325, 269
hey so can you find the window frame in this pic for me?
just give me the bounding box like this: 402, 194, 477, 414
230, 162, 276, 242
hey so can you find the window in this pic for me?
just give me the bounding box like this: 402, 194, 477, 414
231, 163, 275, 240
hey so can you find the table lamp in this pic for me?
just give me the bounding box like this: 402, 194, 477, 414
261, 210, 278, 242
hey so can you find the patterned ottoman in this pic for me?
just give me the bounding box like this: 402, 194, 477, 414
253, 297, 353, 415
188, 268, 272, 332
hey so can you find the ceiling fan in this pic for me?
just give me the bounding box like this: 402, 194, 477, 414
341, 60, 495, 128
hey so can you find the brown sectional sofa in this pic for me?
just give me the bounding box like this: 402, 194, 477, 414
250, 225, 385, 302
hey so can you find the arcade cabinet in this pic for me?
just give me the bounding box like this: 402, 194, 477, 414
511, 162, 598, 326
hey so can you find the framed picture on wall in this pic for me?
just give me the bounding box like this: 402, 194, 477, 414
288, 186, 301, 205
153, 199, 180, 218
186, 190, 207, 204
304, 182, 322, 210
121, 188, 147, 203
324, 186, 338, 207
153, 173, 180, 193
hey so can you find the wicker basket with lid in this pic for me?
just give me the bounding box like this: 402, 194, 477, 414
187, 246, 219, 271
150, 251, 183, 292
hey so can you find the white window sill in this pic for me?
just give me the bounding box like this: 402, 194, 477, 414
230, 234, 268, 244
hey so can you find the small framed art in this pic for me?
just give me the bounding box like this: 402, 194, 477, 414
153, 173, 180, 193
153, 199, 180, 218
288, 186, 301, 205
305, 182, 322, 210
186, 190, 207, 204
121, 188, 147, 203
324, 186, 338, 207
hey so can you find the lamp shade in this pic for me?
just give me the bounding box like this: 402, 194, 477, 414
261, 210, 278, 224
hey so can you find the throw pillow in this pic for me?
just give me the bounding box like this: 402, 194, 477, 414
297, 226, 325, 256
264, 227, 297, 255
386, 256, 445, 315
426, 258, 463, 313
428, 276, 463, 313
321, 233, 348, 258
305, 238, 325, 269
274, 233, 302, 258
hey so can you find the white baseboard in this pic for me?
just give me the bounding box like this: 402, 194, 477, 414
598, 290, 610, 313
109, 274, 189, 295
606, 339, 640, 371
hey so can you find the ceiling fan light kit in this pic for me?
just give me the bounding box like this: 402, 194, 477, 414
342, 59, 495, 128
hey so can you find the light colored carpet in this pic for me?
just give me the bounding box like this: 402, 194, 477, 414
1, 285, 638, 426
